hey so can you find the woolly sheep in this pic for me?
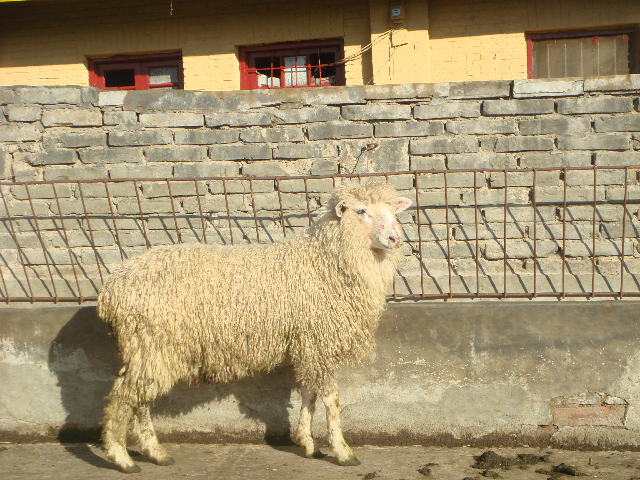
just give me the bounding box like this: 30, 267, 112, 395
98, 181, 412, 473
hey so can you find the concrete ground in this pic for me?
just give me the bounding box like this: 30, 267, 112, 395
2, 442, 640, 479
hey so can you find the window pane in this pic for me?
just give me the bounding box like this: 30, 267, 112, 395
531, 32, 633, 79
149, 67, 178, 85
283, 56, 308, 87
104, 69, 135, 88
255, 56, 281, 87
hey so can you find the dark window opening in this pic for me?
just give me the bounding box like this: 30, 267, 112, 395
89, 53, 183, 90
104, 69, 136, 88
528, 28, 638, 79
239, 40, 345, 90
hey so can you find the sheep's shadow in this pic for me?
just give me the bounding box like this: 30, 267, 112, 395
48, 306, 299, 470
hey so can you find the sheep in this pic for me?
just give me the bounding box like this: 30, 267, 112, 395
97, 180, 412, 473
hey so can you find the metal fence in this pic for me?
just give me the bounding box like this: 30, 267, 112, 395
1, 166, 639, 303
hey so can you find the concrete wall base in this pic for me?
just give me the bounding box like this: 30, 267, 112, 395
2, 301, 640, 449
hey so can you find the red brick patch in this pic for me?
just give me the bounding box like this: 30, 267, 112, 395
552, 405, 627, 427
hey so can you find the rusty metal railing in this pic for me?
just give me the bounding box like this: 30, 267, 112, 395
0, 167, 639, 303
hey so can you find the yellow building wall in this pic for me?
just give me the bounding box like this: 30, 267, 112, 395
0, 0, 372, 90
428, 0, 640, 83
0, 0, 638, 89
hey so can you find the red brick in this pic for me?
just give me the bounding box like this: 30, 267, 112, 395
552, 405, 626, 427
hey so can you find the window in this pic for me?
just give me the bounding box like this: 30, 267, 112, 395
527, 28, 637, 79
88, 53, 183, 90
239, 40, 345, 90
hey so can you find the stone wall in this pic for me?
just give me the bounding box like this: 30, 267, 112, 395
1, 77, 640, 300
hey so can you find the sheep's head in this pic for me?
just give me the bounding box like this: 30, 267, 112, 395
332, 182, 411, 252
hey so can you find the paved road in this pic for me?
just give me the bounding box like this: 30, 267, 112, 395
2, 442, 640, 479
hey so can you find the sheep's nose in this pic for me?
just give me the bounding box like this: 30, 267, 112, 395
388, 235, 400, 249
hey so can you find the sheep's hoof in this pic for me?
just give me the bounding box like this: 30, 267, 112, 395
339, 457, 361, 466
157, 456, 175, 466
311, 451, 326, 459
122, 464, 141, 474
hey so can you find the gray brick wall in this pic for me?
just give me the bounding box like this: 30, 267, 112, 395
2, 77, 640, 300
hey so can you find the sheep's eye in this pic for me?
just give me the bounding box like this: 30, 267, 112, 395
356, 208, 367, 217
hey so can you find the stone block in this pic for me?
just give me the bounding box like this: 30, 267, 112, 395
205, 112, 274, 127
410, 155, 446, 171
307, 122, 373, 140
41, 109, 102, 127
595, 151, 640, 166
563, 239, 630, 257
16, 149, 77, 166
49, 199, 113, 215
98, 91, 128, 107
16, 87, 82, 105
140, 181, 207, 199
7, 106, 42, 122
594, 115, 640, 132
414, 102, 481, 120
11, 183, 74, 200
139, 113, 204, 127
78, 182, 137, 198
174, 129, 239, 145
252, 192, 310, 211
375, 121, 444, 137
0, 199, 49, 217
50, 230, 115, 248
493, 137, 554, 153
534, 187, 606, 204
519, 117, 591, 136
117, 198, 175, 215
447, 154, 516, 170
449, 81, 511, 99
482, 99, 555, 116
363, 83, 449, 100
174, 162, 240, 178
109, 164, 172, 179
108, 130, 172, 146
340, 139, 409, 173
512, 79, 583, 98
240, 126, 304, 143
243, 162, 289, 177
489, 170, 560, 188
0, 89, 16, 105
341, 104, 411, 121
208, 144, 271, 161
272, 142, 337, 159
80, 148, 144, 164
519, 152, 592, 169
50, 132, 107, 148
277, 178, 334, 193
144, 146, 206, 162
585, 75, 640, 92
0, 124, 42, 142
44, 166, 109, 181
410, 136, 478, 155
310, 159, 338, 175
181, 195, 246, 214
103, 111, 137, 125
269, 106, 340, 124
209, 179, 274, 195
557, 134, 629, 151
484, 239, 557, 259
558, 97, 633, 114
447, 118, 516, 135
564, 169, 626, 186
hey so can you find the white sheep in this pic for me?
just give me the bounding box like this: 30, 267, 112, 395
97, 181, 411, 473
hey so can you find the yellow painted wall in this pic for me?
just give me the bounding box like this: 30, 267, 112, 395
0, 0, 638, 89
0, 0, 372, 90
428, 0, 640, 82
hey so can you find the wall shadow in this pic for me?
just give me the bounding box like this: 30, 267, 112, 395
47, 306, 298, 470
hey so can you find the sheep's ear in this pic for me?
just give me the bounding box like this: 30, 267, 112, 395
335, 200, 348, 218
392, 197, 412, 213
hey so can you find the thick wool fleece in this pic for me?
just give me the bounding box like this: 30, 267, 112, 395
98, 181, 402, 404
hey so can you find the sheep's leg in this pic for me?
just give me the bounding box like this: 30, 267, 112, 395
321, 391, 360, 466
101, 380, 140, 473
131, 404, 175, 466
294, 386, 325, 459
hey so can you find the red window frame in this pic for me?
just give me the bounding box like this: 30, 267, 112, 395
526, 27, 638, 79
239, 39, 345, 90
88, 53, 184, 90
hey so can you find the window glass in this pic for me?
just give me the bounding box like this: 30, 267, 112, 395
149, 67, 179, 85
